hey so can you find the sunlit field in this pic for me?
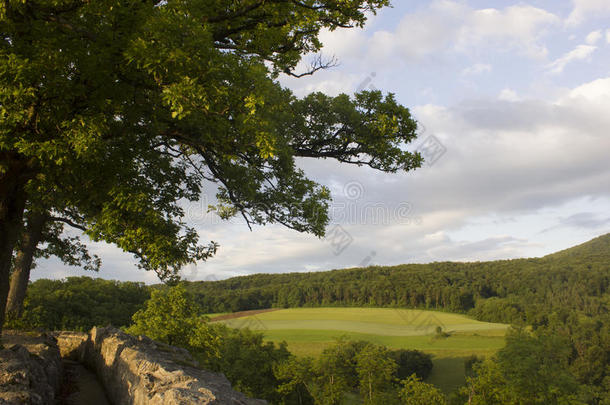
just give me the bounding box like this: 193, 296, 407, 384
213, 307, 509, 392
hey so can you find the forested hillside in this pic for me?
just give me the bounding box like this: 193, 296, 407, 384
544, 233, 610, 260
9, 234, 610, 403
185, 234, 610, 403
184, 234, 610, 325
13, 234, 609, 332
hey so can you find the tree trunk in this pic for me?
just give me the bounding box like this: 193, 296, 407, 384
0, 156, 32, 338
6, 211, 47, 319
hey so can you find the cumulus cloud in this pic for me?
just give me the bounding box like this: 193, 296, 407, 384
585, 30, 603, 44
411, 78, 610, 213
559, 77, 610, 104
201, 76, 610, 270
34, 3, 610, 282
317, 27, 369, 61
424, 234, 532, 262
567, 0, 610, 26
454, 5, 558, 58
39, 74, 610, 281
546, 44, 597, 74
322, 1, 558, 65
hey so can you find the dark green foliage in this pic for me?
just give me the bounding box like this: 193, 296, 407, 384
355, 343, 397, 404
390, 349, 434, 381
275, 338, 411, 404
7, 276, 149, 331
124, 285, 291, 403
183, 234, 610, 319
274, 356, 317, 405
126, 285, 218, 351
399, 374, 447, 405
459, 330, 586, 405
208, 328, 292, 403
469, 296, 525, 324
496, 328, 579, 404
464, 355, 482, 378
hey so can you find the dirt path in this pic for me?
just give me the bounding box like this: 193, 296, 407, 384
210, 308, 280, 321
58, 360, 111, 405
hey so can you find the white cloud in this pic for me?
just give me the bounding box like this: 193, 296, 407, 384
546, 44, 597, 74
607, 29, 610, 43
455, 5, 559, 58
462, 63, 492, 75
318, 27, 368, 60
585, 30, 603, 44
36, 76, 610, 280
567, 0, 610, 26
498, 88, 521, 102
325, 1, 559, 65
560, 77, 610, 105
369, 2, 462, 61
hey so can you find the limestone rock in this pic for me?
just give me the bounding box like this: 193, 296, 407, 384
53, 331, 88, 362
2, 327, 266, 405
85, 326, 266, 405
0, 332, 62, 405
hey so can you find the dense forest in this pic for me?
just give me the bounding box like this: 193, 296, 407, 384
6, 277, 150, 331
6, 234, 610, 404
185, 234, 609, 323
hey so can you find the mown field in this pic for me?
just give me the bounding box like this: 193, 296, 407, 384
211, 307, 509, 393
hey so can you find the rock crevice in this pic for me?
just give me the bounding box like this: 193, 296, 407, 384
2, 328, 266, 405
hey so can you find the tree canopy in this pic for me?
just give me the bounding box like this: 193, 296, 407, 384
0, 0, 424, 333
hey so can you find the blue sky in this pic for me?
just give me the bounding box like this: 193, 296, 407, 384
35, 0, 610, 283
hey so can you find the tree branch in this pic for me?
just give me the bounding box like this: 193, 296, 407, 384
49, 216, 87, 232
284, 54, 339, 78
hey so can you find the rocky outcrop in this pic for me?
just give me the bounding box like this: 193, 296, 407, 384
76, 327, 266, 405
53, 331, 88, 362
0, 331, 62, 405
2, 328, 266, 405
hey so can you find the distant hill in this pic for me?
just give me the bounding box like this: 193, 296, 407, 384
19, 232, 609, 335
184, 233, 610, 323
544, 233, 610, 260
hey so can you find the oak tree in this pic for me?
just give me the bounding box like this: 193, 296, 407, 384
0, 0, 423, 335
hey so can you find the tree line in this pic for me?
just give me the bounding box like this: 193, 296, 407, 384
184, 237, 609, 325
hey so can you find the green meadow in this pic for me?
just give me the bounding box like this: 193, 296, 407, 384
214, 307, 509, 393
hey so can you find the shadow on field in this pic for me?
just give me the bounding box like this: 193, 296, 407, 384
426, 356, 467, 394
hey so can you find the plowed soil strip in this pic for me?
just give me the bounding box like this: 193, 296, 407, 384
210, 308, 280, 321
